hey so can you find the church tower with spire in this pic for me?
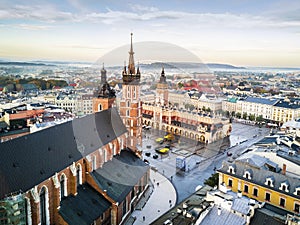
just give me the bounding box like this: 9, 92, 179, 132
156, 66, 169, 106
92, 64, 116, 113
119, 33, 142, 154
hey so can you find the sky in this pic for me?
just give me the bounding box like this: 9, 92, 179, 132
0, 0, 300, 67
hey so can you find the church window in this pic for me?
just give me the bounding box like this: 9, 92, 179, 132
92, 155, 97, 170
76, 164, 82, 186
39, 186, 49, 225
60, 174, 67, 200
122, 198, 127, 218
98, 104, 102, 111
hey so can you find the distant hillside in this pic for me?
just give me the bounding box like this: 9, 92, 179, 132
206, 63, 246, 69
0, 61, 55, 66
0, 60, 245, 70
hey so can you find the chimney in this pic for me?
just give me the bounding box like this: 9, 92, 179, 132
282, 164, 286, 175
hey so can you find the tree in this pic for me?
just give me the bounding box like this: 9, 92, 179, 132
225, 111, 230, 118
202, 106, 206, 112
207, 107, 211, 112
204, 173, 219, 187
256, 115, 264, 122
236, 112, 241, 119
178, 82, 184, 89
231, 111, 236, 117
242, 112, 247, 120
249, 114, 255, 121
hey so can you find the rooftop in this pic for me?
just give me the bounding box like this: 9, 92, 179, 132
59, 183, 111, 225
242, 97, 278, 105
0, 107, 127, 198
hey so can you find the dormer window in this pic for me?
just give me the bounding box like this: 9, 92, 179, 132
294, 187, 300, 196
243, 170, 252, 180
265, 177, 274, 187
227, 165, 235, 174
279, 182, 289, 193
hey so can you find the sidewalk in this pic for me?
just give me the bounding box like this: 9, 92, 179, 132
131, 169, 177, 225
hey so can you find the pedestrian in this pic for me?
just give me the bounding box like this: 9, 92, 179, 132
157, 182, 159, 187
143, 216, 145, 221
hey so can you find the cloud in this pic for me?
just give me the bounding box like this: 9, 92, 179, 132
129, 4, 158, 13
17, 24, 52, 30
0, 1, 300, 31
60, 45, 107, 50
0, 4, 74, 23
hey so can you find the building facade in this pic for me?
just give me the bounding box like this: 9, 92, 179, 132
119, 33, 143, 153
217, 155, 300, 214
142, 68, 231, 144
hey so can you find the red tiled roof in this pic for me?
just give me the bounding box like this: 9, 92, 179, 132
9, 109, 45, 120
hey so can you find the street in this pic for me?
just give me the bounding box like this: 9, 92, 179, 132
142, 122, 270, 203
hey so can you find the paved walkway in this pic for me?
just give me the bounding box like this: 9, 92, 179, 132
131, 168, 177, 225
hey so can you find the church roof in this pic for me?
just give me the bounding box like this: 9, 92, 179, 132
59, 183, 111, 225
0, 108, 127, 198
91, 149, 149, 203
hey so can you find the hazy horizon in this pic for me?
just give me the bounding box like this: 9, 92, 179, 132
0, 0, 300, 67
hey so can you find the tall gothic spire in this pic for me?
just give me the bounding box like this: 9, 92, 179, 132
128, 33, 135, 75
159, 66, 167, 83
100, 63, 107, 85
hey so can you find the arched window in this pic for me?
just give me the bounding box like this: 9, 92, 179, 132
39, 186, 49, 225
60, 174, 67, 200
122, 197, 127, 218
92, 155, 97, 170
103, 149, 107, 162
265, 177, 274, 187
76, 164, 82, 187
127, 101, 130, 108
279, 182, 289, 193
227, 165, 235, 174
243, 170, 252, 180
98, 104, 102, 111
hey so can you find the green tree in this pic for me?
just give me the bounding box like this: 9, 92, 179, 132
256, 115, 264, 122
202, 106, 206, 112
204, 173, 219, 187
231, 111, 236, 117
236, 112, 241, 119
178, 82, 184, 89
225, 111, 230, 117
242, 112, 247, 120
249, 114, 255, 121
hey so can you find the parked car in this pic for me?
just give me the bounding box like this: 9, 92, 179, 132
156, 138, 164, 144
153, 154, 159, 159
155, 147, 169, 154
